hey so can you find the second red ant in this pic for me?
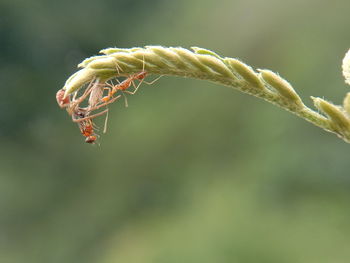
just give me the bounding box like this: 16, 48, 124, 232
101, 56, 161, 107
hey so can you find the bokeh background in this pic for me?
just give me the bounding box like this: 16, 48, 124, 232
1, 0, 350, 262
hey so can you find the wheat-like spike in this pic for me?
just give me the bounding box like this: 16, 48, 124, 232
343, 49, 350, 86
61, 46, 350, 143
343, 92, 350, 116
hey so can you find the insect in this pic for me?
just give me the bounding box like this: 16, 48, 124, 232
74, 108, 99, 144
101, 56, 161, 107
101, 71, 147, 103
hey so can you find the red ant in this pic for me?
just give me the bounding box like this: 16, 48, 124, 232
74, 108, 99, 144
101, 56, 161, 107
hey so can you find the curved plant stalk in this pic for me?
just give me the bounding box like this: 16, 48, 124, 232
62, 46, 350, 143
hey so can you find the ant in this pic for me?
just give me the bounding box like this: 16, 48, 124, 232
101, 56, 161, 107
74, 108, 99, 144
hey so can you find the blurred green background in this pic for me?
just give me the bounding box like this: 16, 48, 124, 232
1, 0, 350, 262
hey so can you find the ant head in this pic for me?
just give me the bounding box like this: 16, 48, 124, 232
85, 135, 97, 144
56, 89, 70, 108
135, 71, 147, 80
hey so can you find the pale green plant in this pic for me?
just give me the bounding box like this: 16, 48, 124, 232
62, 46, 350, 143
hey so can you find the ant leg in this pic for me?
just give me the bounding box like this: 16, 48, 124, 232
111, 77, 132, 107
80, 78, 96, 98
74, 94, 120, 130
72, 109, 109, 123
123, 78, 144, 95
92, 121, 100, 130
92, 95, 122, 111
123, 75, 162, 95
102, 79, 122, 101
104, 80, 116, 90
121, 91, 129, 107
98, 95, 121, 110
124, 79, 140, 95
143, 75, 163, 85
